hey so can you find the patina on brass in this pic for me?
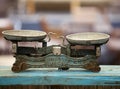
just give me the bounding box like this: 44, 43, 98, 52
66, 32, 110, 45
2, 30, 47, 41
2, 30, 110, 72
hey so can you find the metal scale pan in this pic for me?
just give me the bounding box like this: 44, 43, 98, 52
66, 32, 110, 45
2, 30, 47, 41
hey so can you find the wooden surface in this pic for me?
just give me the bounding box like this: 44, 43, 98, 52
0, 66, 120, 86
0, 85, 120, 89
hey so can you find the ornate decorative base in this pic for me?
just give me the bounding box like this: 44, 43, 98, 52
11, 54, 100, 73
84, 61, 101, 72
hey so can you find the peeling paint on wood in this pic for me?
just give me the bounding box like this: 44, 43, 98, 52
0, 66, 120, 86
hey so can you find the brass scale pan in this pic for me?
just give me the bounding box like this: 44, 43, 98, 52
2, 30, 110, 45
2, 30, 47, 41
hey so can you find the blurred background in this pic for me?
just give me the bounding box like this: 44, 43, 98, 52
0, 0, 120, 66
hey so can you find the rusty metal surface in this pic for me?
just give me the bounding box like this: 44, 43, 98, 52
2, 30, 110, 73
12, 52, 100, 72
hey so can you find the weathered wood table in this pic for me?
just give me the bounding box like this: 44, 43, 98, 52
0, 65, 120, 86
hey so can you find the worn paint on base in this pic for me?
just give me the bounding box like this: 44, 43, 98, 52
0, 66, 120, 85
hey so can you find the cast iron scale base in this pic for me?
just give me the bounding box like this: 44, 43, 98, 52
2, 30, 110, 72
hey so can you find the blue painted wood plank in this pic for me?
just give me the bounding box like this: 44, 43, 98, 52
0, 66, 120, 85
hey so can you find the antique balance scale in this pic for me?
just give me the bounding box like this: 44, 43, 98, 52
2, 30, 110, 72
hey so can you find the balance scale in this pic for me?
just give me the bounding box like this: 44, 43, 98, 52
2, 30, 110, 72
